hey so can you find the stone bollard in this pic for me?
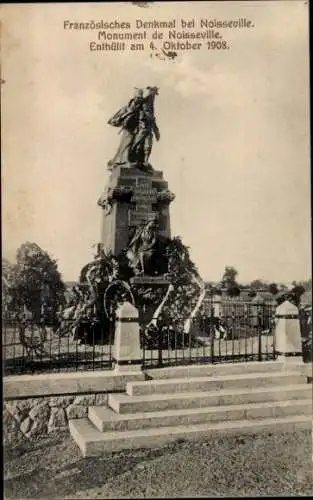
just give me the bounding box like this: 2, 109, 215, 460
275, 300, 303, 365
113, 301, 142, 374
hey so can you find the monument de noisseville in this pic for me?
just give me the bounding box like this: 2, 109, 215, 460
73, 86, 206, 336
99, 86, 173, 268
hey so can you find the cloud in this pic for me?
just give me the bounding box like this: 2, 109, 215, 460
144, 55, 210, 97
144, 54, 250, 104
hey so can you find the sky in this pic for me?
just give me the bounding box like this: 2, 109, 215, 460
1, 1, 311, 284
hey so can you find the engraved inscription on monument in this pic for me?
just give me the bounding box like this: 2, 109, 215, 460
129, 178, 158, 227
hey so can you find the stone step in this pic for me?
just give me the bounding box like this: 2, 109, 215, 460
108, 384, 311, 414
144, 360, 287, 380
89, 398, 311, 432
127, 371, 305, 396
69, 414, 312, 457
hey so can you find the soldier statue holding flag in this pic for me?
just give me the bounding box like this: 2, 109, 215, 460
107, 86, 160, 171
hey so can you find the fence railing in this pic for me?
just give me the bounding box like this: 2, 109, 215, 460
142, 300, 277, 368
2, 313, 114, 375
3, 299, 311, 375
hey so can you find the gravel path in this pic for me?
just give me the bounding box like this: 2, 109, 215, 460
4, 429, 313, 498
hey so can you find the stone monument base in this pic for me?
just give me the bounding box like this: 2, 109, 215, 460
100, 165, 173, 257
130, 275, 171, 286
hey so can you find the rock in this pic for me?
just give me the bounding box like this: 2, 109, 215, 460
136, 463, 146, 470
95, 394, 108, 405
27, 419, 47, 438
4, 429, 24, 447
5, 401, 19, 412
17, 399, 34, 413
49, 396, 74, 408
16, 407, 30, 422
3, 408, 19, 433
48, 408, 67, 433
5, 402, 24, 423
3, 409, 23, 448
29, 402, 50, 420
73, 395, 96, 405
66, 405, 88, 419
20, 417, 32, 435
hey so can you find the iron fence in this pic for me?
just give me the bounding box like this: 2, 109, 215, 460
2, 313, 114, 375
3, 299, 310, 375
141, 300, 277, 368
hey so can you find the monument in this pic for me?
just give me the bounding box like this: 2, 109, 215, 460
60, 86, 206, 344
96, 86, 177, 324
98, 86, 175, 272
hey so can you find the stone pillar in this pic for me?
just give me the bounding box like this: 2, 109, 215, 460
275, 300, 303, 365
113, 301, 142, 374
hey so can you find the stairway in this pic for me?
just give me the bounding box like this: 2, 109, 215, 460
69, 362, 312, 457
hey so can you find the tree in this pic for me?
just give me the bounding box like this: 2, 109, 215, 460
250, 279, 267, 290
268, 283, 279, 295
227, 284, 241, 297
221, 266, 238, 286
291, 279, 311, 292
2, 258, 16, 313
221, 266, 240, 296
10, 242, 65, 320
290, 285, 305, 307
303, 278, 312, 291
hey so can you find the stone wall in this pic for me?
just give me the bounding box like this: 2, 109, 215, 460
4, 392, 109, 447
3, 369, 145, 448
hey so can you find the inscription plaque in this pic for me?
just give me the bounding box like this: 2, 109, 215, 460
129, 177, 158, 227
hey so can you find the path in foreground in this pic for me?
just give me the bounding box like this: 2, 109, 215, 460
4, 430, 312, 498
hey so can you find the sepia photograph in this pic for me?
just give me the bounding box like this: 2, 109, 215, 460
2, 1, 312, 498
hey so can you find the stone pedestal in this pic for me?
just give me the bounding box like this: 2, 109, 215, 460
100, 165, 174, 256
275, 300, 303, 365
113, 301, 142, 374
130, 276, 171, 287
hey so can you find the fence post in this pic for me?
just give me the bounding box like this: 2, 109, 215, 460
213, 294, 221, 318
210, 296, 216, 363
257, 303, 263, 361
113, 301, 142, 374
275, 300, 303, 365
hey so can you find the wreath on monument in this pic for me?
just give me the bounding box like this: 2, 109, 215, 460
156, 189, 176, 204
162, 236, 205, 327
125, 235, 204, 329
59, 234, 206, 347
97, 186, 134, 214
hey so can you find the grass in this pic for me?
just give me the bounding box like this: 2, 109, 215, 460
4, 429, 313, 498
